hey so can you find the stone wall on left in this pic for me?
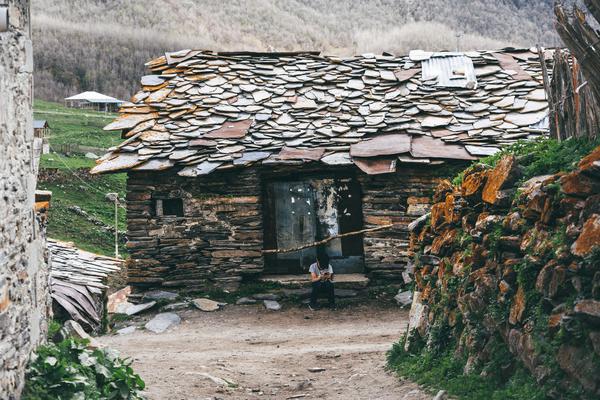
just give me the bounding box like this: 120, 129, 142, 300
0, 1, 51, 398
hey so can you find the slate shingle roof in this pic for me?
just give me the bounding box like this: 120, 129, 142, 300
91, 48, 553, 176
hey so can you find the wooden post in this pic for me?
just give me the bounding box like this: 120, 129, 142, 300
114, 196, 119, 259
537, 45, 556, 141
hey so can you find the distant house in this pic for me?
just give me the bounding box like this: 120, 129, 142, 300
33, 119, 50, 154
91, 49, 552, 293
33, 119, 49, 137
65, 91, 124, 112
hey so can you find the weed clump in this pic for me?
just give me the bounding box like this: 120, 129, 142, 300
23, 322, 145, 400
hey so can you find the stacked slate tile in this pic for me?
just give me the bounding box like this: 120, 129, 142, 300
49, 239, 121, 332
91, 48, 553, 176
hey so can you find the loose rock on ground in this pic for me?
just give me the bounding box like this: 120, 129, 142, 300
192, 298, 223, 312
263, 300, 282, 311
144, 312, 181, 334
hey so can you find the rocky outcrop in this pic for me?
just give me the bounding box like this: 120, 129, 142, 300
405, 146, 600, 398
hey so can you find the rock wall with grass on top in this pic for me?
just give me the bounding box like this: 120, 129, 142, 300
404, 142, 600, 399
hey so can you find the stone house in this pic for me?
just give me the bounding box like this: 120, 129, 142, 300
92, 48, 552, 292
1, 1, 51, 398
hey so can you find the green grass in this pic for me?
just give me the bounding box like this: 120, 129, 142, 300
387, 340, 549, 400
35, 99, 128, 257
453, 137, 600, 186
34, 99, 121, 149
38, 154, 127, 257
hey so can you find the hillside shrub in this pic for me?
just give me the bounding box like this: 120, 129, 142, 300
453, 137, 600, 185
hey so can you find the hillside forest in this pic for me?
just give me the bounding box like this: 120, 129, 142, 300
32, 0, 559, 102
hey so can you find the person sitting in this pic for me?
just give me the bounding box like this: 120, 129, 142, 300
308, 251, 335, 310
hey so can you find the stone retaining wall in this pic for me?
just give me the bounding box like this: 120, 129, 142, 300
406, 148, 600, 397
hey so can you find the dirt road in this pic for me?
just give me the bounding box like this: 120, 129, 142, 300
99, 304, 431, 400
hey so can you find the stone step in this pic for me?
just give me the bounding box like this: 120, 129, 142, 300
275, 287, 360, 299
259, 273, 370, 290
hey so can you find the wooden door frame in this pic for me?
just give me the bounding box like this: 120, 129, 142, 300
261, 167, 365, 274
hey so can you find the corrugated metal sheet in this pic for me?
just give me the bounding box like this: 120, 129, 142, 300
33, 120, 47, 129
422, 55, 477, 88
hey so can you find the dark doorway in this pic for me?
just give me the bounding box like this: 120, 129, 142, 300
263, 176, 364, 274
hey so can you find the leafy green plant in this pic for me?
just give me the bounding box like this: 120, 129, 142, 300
455, 228, 474, 249
47, 320, 62, 339
23, 338, 145, 400
452, 169, 466, 186
452, 137, 600, 185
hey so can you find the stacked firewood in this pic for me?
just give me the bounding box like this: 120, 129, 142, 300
551, 1, 600, 140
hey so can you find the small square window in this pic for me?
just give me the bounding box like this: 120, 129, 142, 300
155, 198, 183, 217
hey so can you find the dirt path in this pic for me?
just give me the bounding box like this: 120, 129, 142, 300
99, 305, 431, 400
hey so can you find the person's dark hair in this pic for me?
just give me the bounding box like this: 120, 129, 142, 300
317, 251, 330, 268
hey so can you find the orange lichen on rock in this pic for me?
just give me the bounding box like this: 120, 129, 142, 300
571, 214, 600, 257
482, 155, 520, 205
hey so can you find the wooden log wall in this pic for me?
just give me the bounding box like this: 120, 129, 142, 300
552, 1, 600, 140
555, 0, 600, 104
549, 49, 600, 141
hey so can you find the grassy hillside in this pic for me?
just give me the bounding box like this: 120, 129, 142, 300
36, 101, 127, 257
34, 100, 120, 149
31, 0, 559, 101
39, 156, 127, 257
